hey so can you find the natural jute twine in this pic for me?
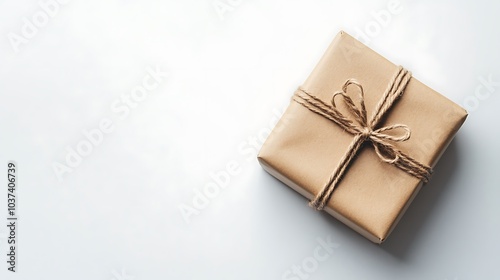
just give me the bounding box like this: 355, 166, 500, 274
293, 66, 432, 211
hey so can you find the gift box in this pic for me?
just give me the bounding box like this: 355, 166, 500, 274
258, 31, 467, 243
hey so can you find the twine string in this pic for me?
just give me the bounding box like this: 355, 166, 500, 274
292, 66, 432, 210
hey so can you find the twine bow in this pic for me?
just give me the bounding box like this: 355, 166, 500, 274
293, 67, 432, 210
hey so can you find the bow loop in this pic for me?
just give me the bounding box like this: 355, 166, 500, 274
331, 79, 367, 127
370, 124, 411, 142
371, 140, 400, 164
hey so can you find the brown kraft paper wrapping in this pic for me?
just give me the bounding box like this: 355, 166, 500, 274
257, 31, 467, 243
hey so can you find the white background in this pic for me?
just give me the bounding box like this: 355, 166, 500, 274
0, 0, 499, 279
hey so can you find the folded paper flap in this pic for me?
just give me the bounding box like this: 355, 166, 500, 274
258, 31, 467, 241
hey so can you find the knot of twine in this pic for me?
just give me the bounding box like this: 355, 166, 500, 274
293, 67, 432, 211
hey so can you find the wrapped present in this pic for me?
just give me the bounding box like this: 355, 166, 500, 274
258, 31, 467, 243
